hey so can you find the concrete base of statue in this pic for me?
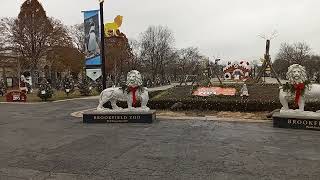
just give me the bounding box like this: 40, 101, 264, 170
273, 110, 320, 131
83, 109, 156, 123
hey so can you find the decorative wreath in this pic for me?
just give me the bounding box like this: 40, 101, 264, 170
282, 80, 310, 106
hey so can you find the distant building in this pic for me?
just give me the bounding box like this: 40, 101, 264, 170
0, 50, 71, 89
0, 53, 19, 89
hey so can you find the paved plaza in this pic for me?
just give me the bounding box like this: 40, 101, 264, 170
0, 99, 319, 180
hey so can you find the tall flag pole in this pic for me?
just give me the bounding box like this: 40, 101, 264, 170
99, 0, 107, 89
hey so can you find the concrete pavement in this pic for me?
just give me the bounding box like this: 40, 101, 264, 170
0, 99, 319, 180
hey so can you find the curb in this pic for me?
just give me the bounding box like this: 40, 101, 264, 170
0, 102, 47, 104
71, 109, 271, 123
52, 96, 99, 103
157, 115, 271, 123
71, 108, 96, 118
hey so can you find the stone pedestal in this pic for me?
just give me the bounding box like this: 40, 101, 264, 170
83, 110, 156, 123
273, 112, 320, 131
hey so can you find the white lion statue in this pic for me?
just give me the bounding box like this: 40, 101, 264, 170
279, 64, 320, 111
97, 70, 150, 111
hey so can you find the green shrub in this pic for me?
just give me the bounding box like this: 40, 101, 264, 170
37, 81, 53, 101
62, 77, 75, 96
78, 78, 92, 96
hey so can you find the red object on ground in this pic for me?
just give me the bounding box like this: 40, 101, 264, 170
5, 91, 27, 102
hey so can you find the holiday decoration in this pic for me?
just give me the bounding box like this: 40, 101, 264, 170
240, 84, 249, 97
78, 77, 92, 96
192, 87, 236, 96
63, 77, 75, 96
273, 64, 320, 131
223, 61, 252, 81
37, 80, 53, 101
97, 70, 149, 111
104, 15, 123, 37
279, 64, 319, 111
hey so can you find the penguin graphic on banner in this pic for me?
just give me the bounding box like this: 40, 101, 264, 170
87, 21, 100, 56
82, 10, 101, 66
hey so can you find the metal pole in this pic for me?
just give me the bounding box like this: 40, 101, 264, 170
99, 1, 107, 90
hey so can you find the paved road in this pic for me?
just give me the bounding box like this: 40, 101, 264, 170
0, 99, 319, 180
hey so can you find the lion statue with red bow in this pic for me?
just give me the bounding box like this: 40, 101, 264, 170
97, 70, 150, 111
279, 64, 320, 111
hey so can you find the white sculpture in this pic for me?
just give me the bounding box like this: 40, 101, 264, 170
20, 75, 30, 92
97, 70, 150, 111
240, 84, 249, 97
279, 64, 320, 112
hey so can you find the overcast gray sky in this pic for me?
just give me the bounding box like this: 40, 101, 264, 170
2, 0, 320, 64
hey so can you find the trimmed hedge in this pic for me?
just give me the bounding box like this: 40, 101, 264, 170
103, 85, 320, 112
147, 85, 320, 112
148, 99, 281, 112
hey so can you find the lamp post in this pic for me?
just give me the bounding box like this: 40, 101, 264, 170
99, 0, 107, 89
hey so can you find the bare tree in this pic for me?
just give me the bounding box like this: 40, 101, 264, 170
10, 0, 54, 85
105, 34, 134, 85
272, 58, 290, 79
139, 25, 175, 83
1, 0, 75, 87
0, 18, 14, 53
69, 23, 85, 54
48, 18, 72, 48
128, 39, 142, 70
276, 42, 311, 65
177, 47, 202, 76
0, 17, 25, 87
46, 18, 73, 70
304, 55, 320, 79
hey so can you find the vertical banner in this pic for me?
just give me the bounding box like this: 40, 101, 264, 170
83, 10, 101, 66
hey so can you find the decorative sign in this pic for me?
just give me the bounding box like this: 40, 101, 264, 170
6, 91, 27, 102
273, 114, 320, 131
83, 111, 156, 123
83, 10, 101, 66
13, 94, 20, 101
192, 87, 236, 96
86, 69, 102, 81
